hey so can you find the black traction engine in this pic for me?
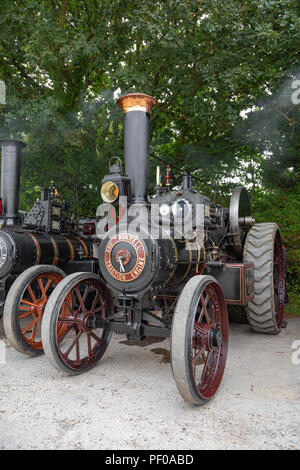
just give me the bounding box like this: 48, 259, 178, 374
0, 139, 97, 355
4, 94, 286, 405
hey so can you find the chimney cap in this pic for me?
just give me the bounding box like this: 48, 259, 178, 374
0, 138, 26, 148
116, 93, 157, 114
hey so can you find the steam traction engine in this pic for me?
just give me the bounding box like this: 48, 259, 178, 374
0, 139, 97, 356
37, 93, 283, 404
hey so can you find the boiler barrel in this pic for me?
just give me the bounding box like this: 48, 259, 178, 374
19, 233, 92, 272
0, 229, 93, 279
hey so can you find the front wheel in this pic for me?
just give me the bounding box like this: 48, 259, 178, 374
42, 272, 114, 375
171, 275, 229, 405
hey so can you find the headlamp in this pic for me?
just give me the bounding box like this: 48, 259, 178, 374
101, 181, 119, 203
159, 203, 170, 217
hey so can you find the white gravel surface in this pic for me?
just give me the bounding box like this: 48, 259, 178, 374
0, 318, 299, 450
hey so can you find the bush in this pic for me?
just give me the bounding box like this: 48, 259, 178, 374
252, 184, 300, 294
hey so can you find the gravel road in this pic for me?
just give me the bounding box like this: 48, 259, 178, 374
0, 318, 299, 450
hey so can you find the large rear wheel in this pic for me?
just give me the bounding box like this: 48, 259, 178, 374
243, 223, 285, 334
171, 275, 229, 405
3, 265, 65, 356
42, 272, 113, 375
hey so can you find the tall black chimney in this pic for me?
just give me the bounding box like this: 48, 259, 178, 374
116, 93, 157, 203
0, 139, 26, 226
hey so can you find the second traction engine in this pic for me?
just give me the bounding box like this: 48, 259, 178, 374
0, 138, 98, 356
0, 139, 97, 315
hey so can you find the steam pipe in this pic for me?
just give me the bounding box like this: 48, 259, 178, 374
0, 139, 26, 226
117, 93, 157, 203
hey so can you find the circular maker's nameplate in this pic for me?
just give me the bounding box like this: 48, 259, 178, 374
104, 233, 146, 282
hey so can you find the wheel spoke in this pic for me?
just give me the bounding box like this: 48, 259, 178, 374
21, 317, 40, 335
198, 295, 205, 322
21, 299, 39, 309
210, 303, 216, 325
90, 331, 104, 346
203, 294, 211, 323
38, 278, 47, 299
201, 350, 212, 383
57, 324, 74, 344
62, 299, 74, 317
18, 309, 35, 319
94, 302, 107, 315
43, 278, 52, 295
194, 322, 206, 335
87, 333, 92, 355
76, 336, 80, 362
198, 293, 211, 323
20, 304, 34, 311
31, 322, 38, 341
27, 285, 37, 304
82, 285, 91, 305
91, 292, 107, 318
58, 317, 80, 324
192, 345, 206, 366
74, 287, 87, 312
62, 331, 82, 358
91, 292, 100, 312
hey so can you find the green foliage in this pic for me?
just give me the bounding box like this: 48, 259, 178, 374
0, 0, 299, 290
253, 184, 300, 293
285, 294, 300, 316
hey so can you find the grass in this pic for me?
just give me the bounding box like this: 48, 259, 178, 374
285, 293, 300, 317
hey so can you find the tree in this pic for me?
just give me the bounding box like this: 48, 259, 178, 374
0, 0, 299, 290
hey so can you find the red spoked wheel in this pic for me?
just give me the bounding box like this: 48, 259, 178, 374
171, 275, 229, 405
3, 265, 65, 356
42, 272, 114, 375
